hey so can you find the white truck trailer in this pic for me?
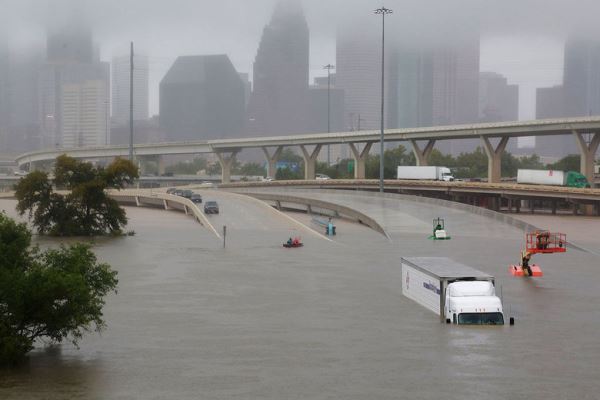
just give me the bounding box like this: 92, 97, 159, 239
516, 169, 590, 188
396, 166, 454, 181
401, 257, 508, 325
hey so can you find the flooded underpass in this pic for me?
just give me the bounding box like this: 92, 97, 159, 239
1, 189, 599, 400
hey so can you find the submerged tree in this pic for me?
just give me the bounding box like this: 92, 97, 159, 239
14, 155, 138, 236
0, 213, 118, 364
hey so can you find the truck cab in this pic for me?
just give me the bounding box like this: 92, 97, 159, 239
565, 171, 591, 188
439, 167, 454, 182
444, 281, 504, 325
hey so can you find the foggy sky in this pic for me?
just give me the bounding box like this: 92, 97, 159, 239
2, 0, 598, 119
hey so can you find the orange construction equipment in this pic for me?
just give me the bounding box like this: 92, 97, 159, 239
510, 231, 566, 278
525, 231, 566, 254
509, 264, 543, 277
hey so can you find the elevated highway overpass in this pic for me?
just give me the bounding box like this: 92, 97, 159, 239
14, 116, 600, 185
220, 179, 600, 216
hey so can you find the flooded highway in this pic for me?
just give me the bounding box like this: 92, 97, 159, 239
1, 190, 599, 400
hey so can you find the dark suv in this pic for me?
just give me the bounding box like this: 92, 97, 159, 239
204, 201, 219, 214
190, 193, 202, 204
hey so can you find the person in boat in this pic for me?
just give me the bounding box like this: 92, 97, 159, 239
287, 237, 293, 246
328, 218, 334, 235
292, 237, 300, 246
434, 223, 443, 235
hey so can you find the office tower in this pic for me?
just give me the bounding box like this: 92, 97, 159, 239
431, 41, 480, 127
47, 24, 94, 64
238, 73, 252, 109
479, 72, 519, 122
61, 79, 109, 147
336, 23, 381, 132
159, 55, 245, 141
534, 85, 578, 157
387, 47, 433, 129
246, 1, 309, 136
563, 38, 600, 117
40, 15, 110, 149
112, 54, 149, 126
0, 40, 8, 151
39, 61, 110, 148
309, 75, 345, 162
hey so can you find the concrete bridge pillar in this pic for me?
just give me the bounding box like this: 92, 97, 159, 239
262, 146, 283, 178
573, 130, 599, 215
215, 151, 239, 184
410, 139, 436, 166
300, 145, 322, 180
348, 142, 373, 179
157, 155, 166, 176
573, 130, 600, 185
481, 136, 509, 183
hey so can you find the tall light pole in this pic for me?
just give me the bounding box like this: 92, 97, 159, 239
129, 41, 134, 161
324, 64, 335, 165
374, 6, 392, 193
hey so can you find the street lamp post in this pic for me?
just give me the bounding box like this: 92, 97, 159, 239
374, 6, 392, 193
324, 64, 335, 166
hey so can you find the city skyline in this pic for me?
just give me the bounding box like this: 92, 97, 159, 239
0, 0, 579, 120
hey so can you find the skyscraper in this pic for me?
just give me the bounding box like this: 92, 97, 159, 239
112, 54, 149, 126
431, 40, 480, 127
40, 18, 110, 149
159, 55, 245, 141
246, 1, 309, 136
0, 39, 9, 152
387, 47, 433, 129
336, 24, 381, 131
563, 38, 600, 117
479, 72, 519, 122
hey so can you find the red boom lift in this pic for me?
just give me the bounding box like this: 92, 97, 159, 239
509, 231, 566, 277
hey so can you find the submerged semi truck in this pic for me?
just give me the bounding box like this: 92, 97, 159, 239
401, 257, 508, 325
396, 166, 454, 181
516, 169, 590, 188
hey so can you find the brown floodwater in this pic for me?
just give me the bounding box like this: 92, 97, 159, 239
1, 190, 599, 400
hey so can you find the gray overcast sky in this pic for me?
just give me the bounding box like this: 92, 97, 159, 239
4, 0, 597, 119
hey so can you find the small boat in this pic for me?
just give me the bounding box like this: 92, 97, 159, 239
283, 237, 303, 248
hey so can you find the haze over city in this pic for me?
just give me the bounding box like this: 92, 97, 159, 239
1, 0, 600, 159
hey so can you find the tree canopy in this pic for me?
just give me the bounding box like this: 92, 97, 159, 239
14, 155, 138, 236
0, 213, 118, 364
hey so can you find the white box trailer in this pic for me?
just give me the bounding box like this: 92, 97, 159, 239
516, 169, 590, 188
401, 257, 506, 325
396, 166, 454, 181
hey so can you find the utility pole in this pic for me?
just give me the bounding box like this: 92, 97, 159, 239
374, 7, 392, 193
324, 64, 335, 166
129, 41, 134, 162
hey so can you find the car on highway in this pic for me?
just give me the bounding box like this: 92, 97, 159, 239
191, 193, 202, 204
315, 174, 330, 180
166, 187, 177, 194
180, 189, 193, 199
261, 176, 274, 182
204, 201, 219, 214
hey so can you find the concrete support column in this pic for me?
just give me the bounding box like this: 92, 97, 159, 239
215, 151, 239, 184
481, 136, 509, 183
300, 145, 322, 180
157, 155, 166, 176
573, 130, 600, 185
348, 142, 373, 179
262, 146, 283, 178
410, 139, 436, 166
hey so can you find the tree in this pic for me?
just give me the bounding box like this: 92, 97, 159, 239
366, 144, 415, 178
234, 162, 266, 177
0, 213, 118, 364
165, 157, 208, 175
15, 155, 138, 236
547, 154, 580, 172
